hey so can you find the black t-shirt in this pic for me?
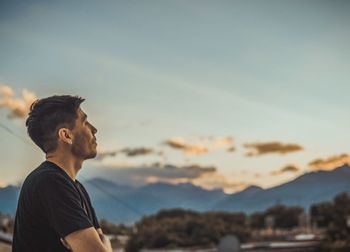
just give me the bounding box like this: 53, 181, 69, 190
12, 161, 100, 252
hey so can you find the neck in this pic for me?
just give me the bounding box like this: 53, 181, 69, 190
46, 154, 83, 182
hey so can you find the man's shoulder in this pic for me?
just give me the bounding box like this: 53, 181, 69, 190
22, 161, 69, 191
75, 180, 90, 197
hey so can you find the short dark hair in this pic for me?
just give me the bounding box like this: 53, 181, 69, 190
25, 95, 85, 153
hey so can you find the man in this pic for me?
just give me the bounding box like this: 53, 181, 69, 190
12, 95, 113, 252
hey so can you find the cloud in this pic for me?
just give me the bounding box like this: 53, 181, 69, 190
0, 85, 37, 119
206, 136, 234, 149
0, 85, 14, 97
163, 163, 216, 173
191, 172, 247, 193
88, 162, 214, 180
96, 150, 118, 160
0, 180, 8, 188
164, 137, 208, 155
243, 141, 303, 156
227, 146, 235, 152
91, 162, 216, 184
308, 154, 350, 171
164, 136, 234, 156
84, 161, 247, 193
96, 147, 161, 161
121, 147, 154, 157
270, 164, 299, 176
144, 163, 217, 179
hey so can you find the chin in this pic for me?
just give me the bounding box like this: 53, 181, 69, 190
85, 151, 97, 160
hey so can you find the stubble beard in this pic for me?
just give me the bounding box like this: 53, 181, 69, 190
71, 135, 97, 160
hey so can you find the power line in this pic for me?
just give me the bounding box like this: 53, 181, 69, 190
0, 122, 145, 218
80, 175, 144, 217
0, 122, 34, 146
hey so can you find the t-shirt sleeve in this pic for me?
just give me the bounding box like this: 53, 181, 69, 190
79, 183, 100, 229
91, 206, 100, 229
37, 173, 94, 238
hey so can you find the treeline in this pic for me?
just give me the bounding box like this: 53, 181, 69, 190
125, 205, 304, 252
311, 192, 350, 251
3, 192, 350, 251
99, 219, 133, 236
250, 205, 303, 229
0, 212, 14, 233
125, 209, 249, 252
124, 192, 350, 251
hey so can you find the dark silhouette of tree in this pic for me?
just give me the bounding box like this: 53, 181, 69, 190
99, 219, 133, 235
311, 202, 334, 228
249, 205, 303, 229
125, 209, 249, 252
311, 192, 350, 251
249, 212, 265, 229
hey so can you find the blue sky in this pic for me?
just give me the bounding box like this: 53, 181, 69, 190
1, 0, 350, 192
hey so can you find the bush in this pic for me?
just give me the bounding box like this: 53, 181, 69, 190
125, 209, 249, 252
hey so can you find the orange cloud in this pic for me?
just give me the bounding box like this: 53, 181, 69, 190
244, 141, 303, 156
164, 137, 208, 156
0, 85, 37, 119
128, 163, 217, 184
0, 180, 8, 188
139, 165, 244, 193
308, 154, 350, 171
0, 85, 14, 97
90, 161, 248, 193
164, 136, 234, 156
227, 146, 235, 152
143, 176, 192, 184
191, 172, 247, 193
270, 164, 299, 176
208, 136, 234, 149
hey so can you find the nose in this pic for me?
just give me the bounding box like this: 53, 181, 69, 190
92, 125, 97, 135
89, 122, 97, 135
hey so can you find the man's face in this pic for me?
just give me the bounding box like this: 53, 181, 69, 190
71, 108, 98, 160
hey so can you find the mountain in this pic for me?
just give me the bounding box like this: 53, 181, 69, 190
2, 165, 350, 224
84, 179, 226, 223
83, 178, 167, 224
138, 182, 225, 210
0, 185, 20, 215
213, 165, 350, 213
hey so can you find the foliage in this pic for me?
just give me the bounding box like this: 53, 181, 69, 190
99, 219, 133, 235
125, 209, 249, 252
310, 201, 333, 228
311, 192, 350, 251
249, 205, 304, 229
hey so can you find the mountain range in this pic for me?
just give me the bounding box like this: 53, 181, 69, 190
1, 165, 350, 224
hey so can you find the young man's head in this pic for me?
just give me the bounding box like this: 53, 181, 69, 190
26, 95, 98, 160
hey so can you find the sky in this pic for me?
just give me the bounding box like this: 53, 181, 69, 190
1, 0, 350, 193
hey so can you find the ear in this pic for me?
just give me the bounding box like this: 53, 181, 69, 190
58, 128, 73, 145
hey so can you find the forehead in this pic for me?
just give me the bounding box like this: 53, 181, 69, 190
77, 108, 87, 120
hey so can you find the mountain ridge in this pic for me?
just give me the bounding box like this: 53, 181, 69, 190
1, 164, 350, 224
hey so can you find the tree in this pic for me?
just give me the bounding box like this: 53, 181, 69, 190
125, 209, 249, 252
99, 219, 133, 235
311, 202, 334, 228
249, 205, 304, 230
311, 192, 350, 251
